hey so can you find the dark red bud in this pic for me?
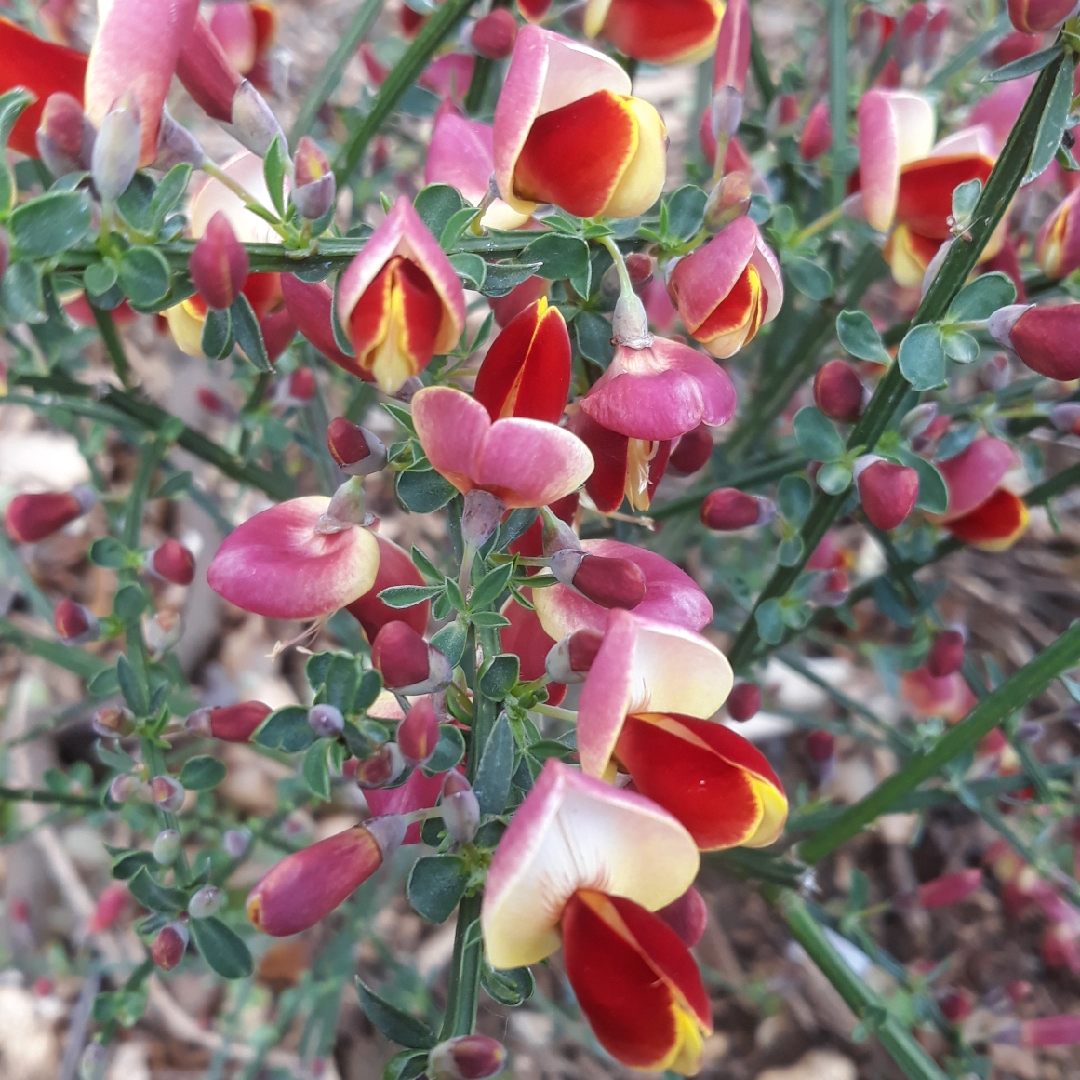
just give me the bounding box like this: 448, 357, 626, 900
938, 988, 972, 1022
625, 252, 654, 288
5, 487, 95, 543
372, 621, 432, 690
189, 211, 249, 310
196, 387, 234, 416
292, 136, 336, 220
151, 539, 196, 585
806, 729, 835, 763
813, 360, 866, 422
700, 488, 773, 531
354, 742, 406, 789
471, 9, 518, 58
926, 629, 965, 677
810, 567, 850, 607
186, 701, 272, 742
916, 869, 982, 909
726, 681, 761, 722
553, 551, 646, 610
151, 922, 189, 970
326, 417, 388, 476
656, 886, 708, 948
855, 458, 919, 531
36, 92, 94, 176
429, 1034, 507, 1080
54, 598, 98, 643
398, 697, 440, 765
669, 425, 713, 475
286, 367, 316, 402
545, 627, 605, 684
442, 771, 480, 844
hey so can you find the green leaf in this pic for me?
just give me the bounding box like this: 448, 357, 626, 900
951, 179, 982, 226
816, 462, 852, 495
480, 259, 543, 297
946, 272, 1016, 323
941, 329, 979, 363
263, 135, 289, 217
330, 273, 357, 357
755, 598, 785, 645
792, 407, 845, 462
111, 850, 157, 880
495, 509, 537, 552
985, 42, 1062, 82
254, 705, 315, 752
448, 251, 486, 290
0, 261, 45, 323
439, 205, 482, 250
777, 535, 805, 566
116, 174, 155, 232
113, 583, 147, 623
1025, 56, 1074, 183
897, 324, 946, 390
481, 963, 535, 1007
406, 854, 469, 923
786, 257, 834, 301
8, 190, 92, 259
321, 654, 359, 712
302, 740, 332, 801
524, 233, 590, 283
179, 755, 227, 791
414, 184, 466, 239
430, 621, 467, 667
575, 309, 615, 368
84, 261, 119, 298
354, 669, 383, 713
479, 654, 519, 700
0, 87, 35, 149
88, 667, 121, 698
118, 246, 171, 308
396, 469, 457, 513
382, 1050, 429, 1080
89, 536, 132, 569
468, 610, 511, 629
189, 916, 254, 979
777, 475, 812, 525
127, 868, 188, 913
152, 471, 193, 500
894, 446, 949, 514
116, 654, 149, 715
664, 185, 707, 242
355, 979, 438, 1050
422, 724, 467, 776
201, 308, 234, 360
150, 164, 192, 230
473, 712, 514, 815
836, 310, 890, 364
230, 294, 272, 371
469, 563, 514, 611
379, 584, 445, 608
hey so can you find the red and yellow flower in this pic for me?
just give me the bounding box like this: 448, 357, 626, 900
582, 0, 724, 66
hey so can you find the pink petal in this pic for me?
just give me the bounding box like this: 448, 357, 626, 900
858, 90, 902, 233
480, 759, 700, 969
936, 436, 1019, 522
207, 497, 380, 619
365, 768, 450, 844
209, 2, 258, 74
930, 124, 997, 160
749, 234, 784, 323
411, 386, 490, 495
425, 107, 495, 204
532, 538, 712, 640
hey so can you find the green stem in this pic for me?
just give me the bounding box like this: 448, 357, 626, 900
464, 57, 493, 115
725, 54, 1070, 672
334, 0, 476, 185
0, 617, 111, 681
92, 307, 132, 389
649, 452, 807, 520
0, 785, 102, 808
289, 0, 385, 147
776, 890, 951, 1080
799, 621, 1080, 864
827, 0, 849, 209
748, 23, 776, 107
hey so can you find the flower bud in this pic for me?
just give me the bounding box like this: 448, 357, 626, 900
915, 868, 982, 909
36, 93, 95, 177
151, 775, 185, 813
154, 111, 207, 171
611, 291, 653, 349
92, 97, 141, 205
429, 1034, 507, 1080
669, 425, 713, 475
197, 386, 235, 417
656, 886, 708, 948
354, 742, 406, 789
292, 136, 336, 220
989, 302, 1080, 382
1051, 403, 1080, 435
109, 774, 144, 803
371, 621, 452, 696
151, 921, 189, 970
461, 488, 506, 549
470, 9, 518, 58
152, 829, 182, 865
703, 170, 753, 230
189, 885, 224, 919
549, 551, 646, 611
190, 211, 250, 310
806, 729, 835, 764
149, 539, 196, 585
441, 771, 480, 844
6, 486, 96, 543
326, 417, 388, 476
809, 567, 850, 607
700, 488, 774, 531
80, 1042, 108, 1080
87, 882, 129, 934
938, 988, 972, 1022
317, 476, 372, 533
55, 598, 99, 644
545, 628, 605, 684
275, 367, 316, 406
398, 698, 440, 766
854, 456, 919, 531
309, 703, 345, 738
726, 681, 761, 721
926, 629, 965, 678
186, 701, 272, 742
247, 818, 405, 936
980, 352, 1011, 392
144, 610, 183, 656
223, 828, 251, 858
813, 360, 867, 422
798, 99, 831, 161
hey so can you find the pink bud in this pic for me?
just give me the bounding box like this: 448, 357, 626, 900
372, 621, 451, 695
810, 567, 850, 607
93, 705, 134, 738
703, 170, 753, 229
6, 486, 95, 543
186, 701, 272, 742
54, 598, 98, 644
798, 100, 831, 161
144, 610, 183, 655
669, 426, 713, 476
292, 136, 336, 220
309, 703, 345, 738
545, 628, 605, 684
189, 885, 224, 919
656, 885, 708, 948
854, 457, 920, 531
726, 681, 761, 721
550, 551, 647, 611
429, 1034, 507, 1080
150, 539, 196, 585
354, 742, 406, 789
36, 92, 95, 177
916, 868, 982, 909
87, 883, 129, 934
196, 387, 234, 417
189, 211, 249, 310
326, 417, 388, 476
806, 729, 835, 763
442, 771, 480, 844
1022, 1015, 1080, 1047
926, 629, 965, 678
938, 988, 972, 1022
700, 488, 774, 531
471, 9, 518, 58
281, 367, 316, 404
151, 922, 189, 970
813, 360, 867, 422
398, 698, 440, 766
247, 818, 405, 936
109, 775, 144, 803
150, 775, 186, 813
223, 829, 251, 857
1051, 403, 1080, 435
989, 303, 1080, 382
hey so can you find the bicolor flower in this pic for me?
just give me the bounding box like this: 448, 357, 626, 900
934, 436, 1029, 551
480, 761, 710, 1074
582, 0, 723, 65
1034, 189, 1080, 280
989, 303, 1080, 382
493, 26, 667, 219
207, 495, 381, 619
337, 197, 466, 393
346, 535, 431, 642
533, 536, 713, 641
667, 216, 783, 359
1007, 0, 1080, 32
901, 665, 977, 723
472, 297, 571, 423
412, 386, 593, 509
280, 274, 357, 373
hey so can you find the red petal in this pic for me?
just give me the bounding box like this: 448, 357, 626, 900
895, 154, 994, 239
944, 489, 1029, 550
346, 536, 430, 642
500, 598, 567, 706
600, 0, 720, 63
514, 90, 636, 217
568, 409, 631, 514
692, 263, 765, 344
